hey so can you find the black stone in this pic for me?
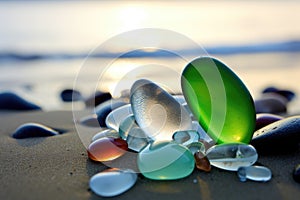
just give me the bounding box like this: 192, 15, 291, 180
95, 99, 128, 127
293, 164, 300, 183
262, 86, 296, 102
60, 89, 82, 102
254, 93, 287, 114
12, 123, 60, 139
85, 91, 112, 107
255, 113, 283, 131
78, 115, 100, 127
0, 92, 41, 111
251, 116, 300, 154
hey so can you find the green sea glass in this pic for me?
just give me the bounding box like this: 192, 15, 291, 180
181, 57, 255, 144
137, 141, 195, 180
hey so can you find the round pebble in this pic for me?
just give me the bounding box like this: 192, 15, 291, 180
0, 92, 41, 110
255, 113, 283, 131
85, 91, 112, 107
60, 89, 82, 102
12, 123, 60, 139
254, 93, 288, 114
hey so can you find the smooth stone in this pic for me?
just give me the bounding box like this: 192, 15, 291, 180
181, 57, 256, 144
137, 141, 195, 180
87, 137, 128, 162
91, 129, 120, 142
206, 143, 258, 171
119, 115, 151, 152
78, 114, 99, 127
237, 165, 272, 182
187, 141, 206, 155
0, 92, 41, 110
131, 79, 193, 141
251, 116, 300, 154
194, 151, 211, 172
255, 113, 283, 131
85, 91, 112, 107
105, 104, 133, 130
89, 168, 137, 197
172, 130, 200, 146
293, 164, 300, 183
60, 89, 82, 102
12, 123, 60, 139
95, 99, 128, 127
262, 86, 295, 102
254, 93, 288, 114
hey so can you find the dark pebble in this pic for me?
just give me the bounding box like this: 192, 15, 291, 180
85, 91, 112, 107
60, 89, 82, 102
12, 123, 60, 139
95, 99, 128, 127
254, 93, 288, 114
293, 164, 300, 183
251, 116, 300, 154
255, 113, 283, 131
0, 92, 41, 111
262, 86, 295, 102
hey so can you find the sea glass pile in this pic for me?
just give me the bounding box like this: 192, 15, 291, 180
86, 57, 272, 197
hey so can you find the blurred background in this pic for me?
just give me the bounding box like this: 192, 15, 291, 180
0, 0, 299, 112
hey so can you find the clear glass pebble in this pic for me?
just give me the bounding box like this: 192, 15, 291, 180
105, 104, 133, 131
191, 121, 213, 142
130, 79, 193, 141
89, 168, 137, 197
237, 166, 272, 182
172, 130, 200, 146
91, 129, 120, 142
206, 143, 258, 171
186, 141, 206, 155
119, 115, 151, 152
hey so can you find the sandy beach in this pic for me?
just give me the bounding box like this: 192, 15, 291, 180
0, 110, 299, 200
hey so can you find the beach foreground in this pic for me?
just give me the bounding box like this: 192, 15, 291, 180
1, 110, 300, 200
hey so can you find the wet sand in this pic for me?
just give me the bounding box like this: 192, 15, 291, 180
0, 110, 300, 200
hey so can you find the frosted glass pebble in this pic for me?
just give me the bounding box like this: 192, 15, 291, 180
206, 143, 258, 171
89, 168, 137, 197
237, 165, 272, 182
172, 130, 200, 146
105, 104, 133, 130
130, 79, 193, 141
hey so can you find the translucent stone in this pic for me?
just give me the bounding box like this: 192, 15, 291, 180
206, 143, 258, 171
192, 121, 213, 142
105, 104, 133, 130
137, 141, 195, 180
119, 115, 151, 152
172, 130, 200, 146
186, 141, 206, 155
91, 129, 120, 142
89, 168, 137, 197
88, 137, 128, 162
194, 151, 211, 172
12, 123, 59, 139
173, 95, 187, 104
130, 79, 193, 141
237, 166, 272, 182
181, 57, 256, 144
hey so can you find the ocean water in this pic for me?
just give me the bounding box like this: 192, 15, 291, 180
0, 0, 300, 112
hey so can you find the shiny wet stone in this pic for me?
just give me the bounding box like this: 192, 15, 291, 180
206, 143, 258, 171
105, 104, 133, 130
91, 129, 120, 142
131, 79, 193, 141
60, 89, 82, 102
251, 116, 300, 154
88, 137, 128, 162
194, 151, 211, 172
89, 168, 137, 197
0, 92, 41, 111
119, 115, 151, 152
137, 141, 195, 180
94, 99, 128, 127
237, 165, 272, 182
172, 130, 200, 146
255, 113, 283, 131
262, 86, 295, 102
254, 93, 288, 114
181, 57, 255, 144
12, 123, 60, 139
